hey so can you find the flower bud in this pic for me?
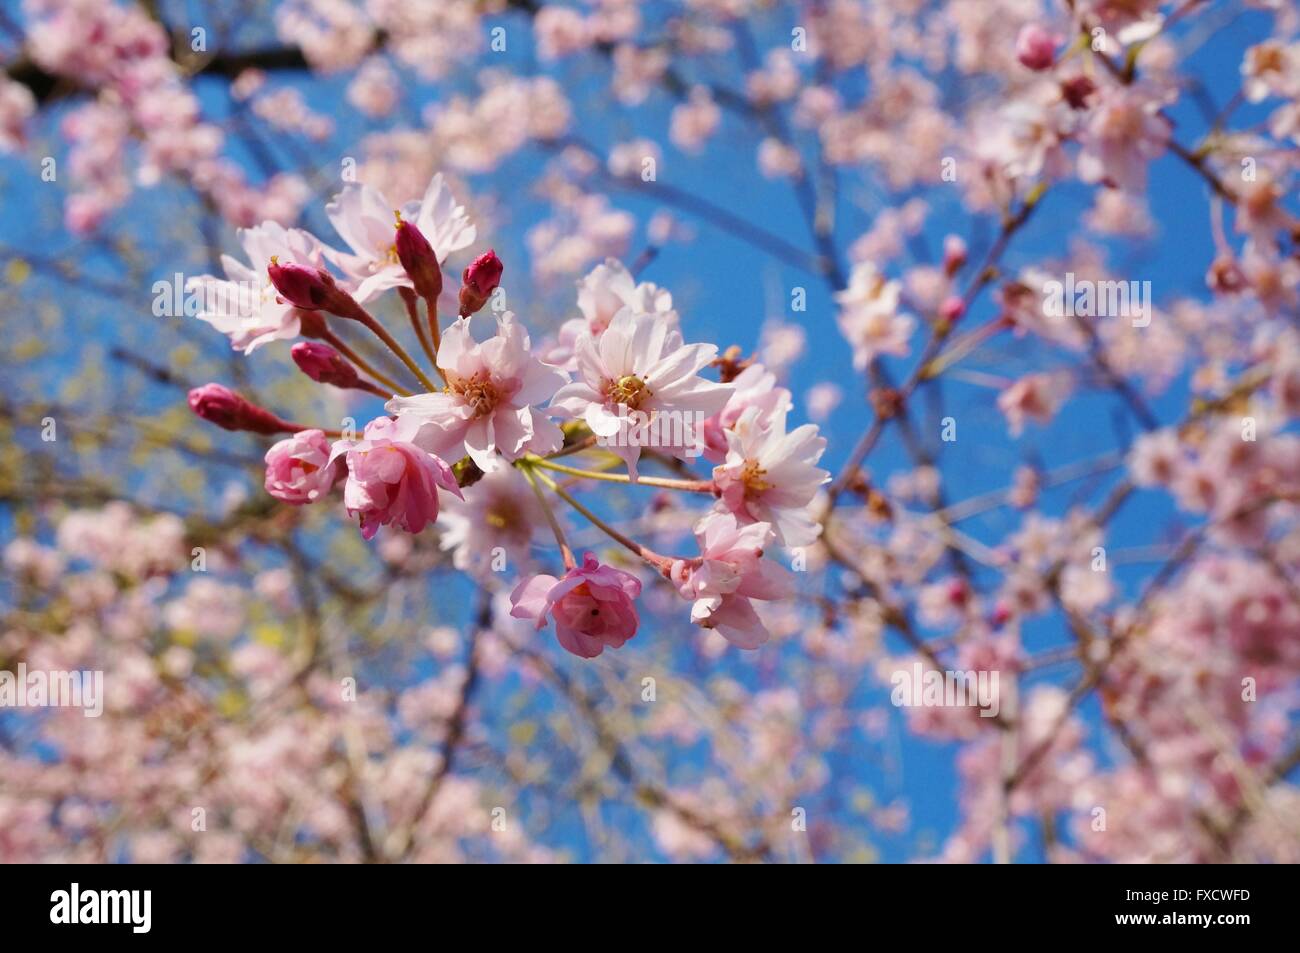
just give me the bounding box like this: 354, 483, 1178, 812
939, 296, 966, 324
1061, 75, 1097, 110
1015, 24, 1058, 72
942, 235, 967, 276
458, 249, 503, 316
187, 383, 297, 435
267, 258, 335, 310
394, 215, 444, 302
292, 342, 361, 389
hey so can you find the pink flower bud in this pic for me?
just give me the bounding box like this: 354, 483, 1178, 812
458, 249, 503, 316
394, 216, 444, 302
939, 296, 966, 323
942, 234, 967, 276
267, 258, 335, 311
292, 342, 361, 389
1015, 24, 1059, 72
187, 384, 297, 435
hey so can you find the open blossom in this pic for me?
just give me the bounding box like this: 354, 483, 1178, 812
671, 512, 796, 649
325, 173, 476, 302
437, 466, 545, 578
835, 262, 915, 368
329, 416, 463, 540
548, 258, 678, 368
264, 429, 341, 505
1076, 83, 1171, 193
0, 77, 35, 152
186, 222, 326, 352
701, 363, 792, 463
997, 373, 1070, 436
712, 406, 830, 547
386, 313, 567, 472
549, 310, 732, 478
510, 554, 642, 658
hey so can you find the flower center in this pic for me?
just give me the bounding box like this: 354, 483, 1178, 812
607, 374, 652, 410
449, 372, 501, 418
742, 460, 772, 494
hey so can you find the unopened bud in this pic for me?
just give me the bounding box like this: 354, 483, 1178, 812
458, 250, 503, 316
187, 383, 297, 435
942, 235, 967, 276
394, 214, 444, 302
267, 258, 335, 310
939, 296, 966, 324
292, 342, 361, 388
1015, 24, 1059, 72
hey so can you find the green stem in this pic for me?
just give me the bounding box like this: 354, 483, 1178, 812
320, 331, 409, 397
528, 466, 671, 572
529, 456, 713, 493
519, 463, 576, 570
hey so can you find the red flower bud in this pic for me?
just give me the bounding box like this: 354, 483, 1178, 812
187, 383, 297, 435
458, 249, 503, 316
291, 342, 361, 389
1061, 75, 1098, 110
394, 216, 444, 302
267, 258, 336, 311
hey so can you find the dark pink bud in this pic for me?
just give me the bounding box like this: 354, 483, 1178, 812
267, 258, 335, 311
939, 296, 966, 323
394, 216, 444, 302
188, 383, 297, 435
1015, 24, 1058, 72
458, 249, 503, 316
1061, 75, 1097, 110
292, 342, 361, 389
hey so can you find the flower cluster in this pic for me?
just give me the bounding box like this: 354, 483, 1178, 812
187, 173, 828, 657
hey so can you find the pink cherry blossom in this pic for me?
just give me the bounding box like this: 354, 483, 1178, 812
701, 363, 791, 463
510, 554, 642, 658
437, 466, 545, 579
835, 262, 915, 368
330, 416, 463, 540
325, 173, 476, 302
997, 372, 1071, 436
1076, 83, 1171, 193
386, 313, 567, 472
549, 258, 678, 368
712, 405, 830, 547
264, 429, 342, 505
186, 221, 327, 353
670, 512, 796, 649
549, 310, 732, 478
